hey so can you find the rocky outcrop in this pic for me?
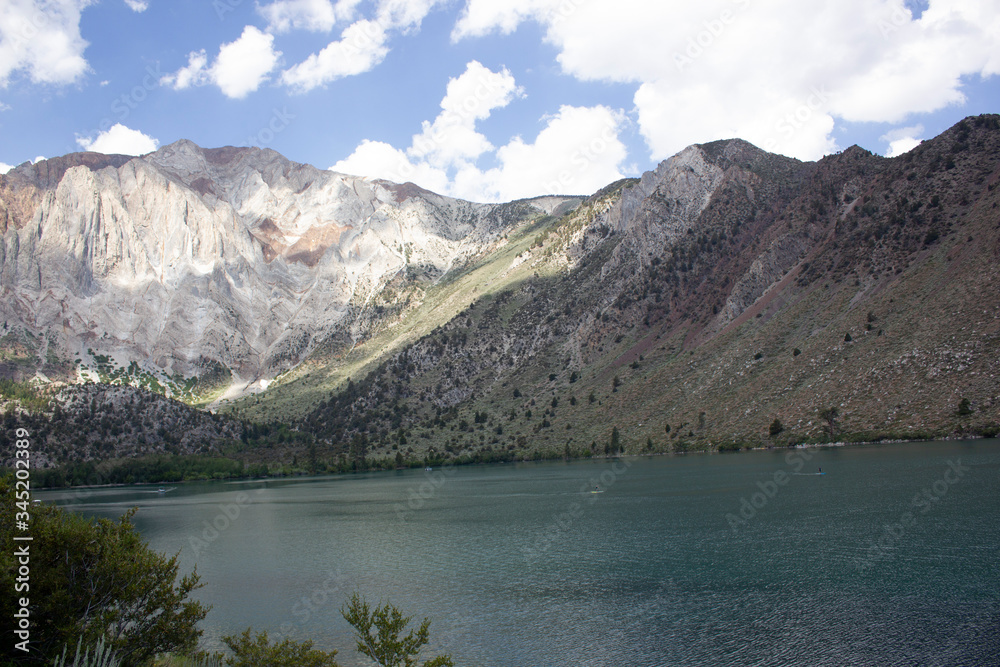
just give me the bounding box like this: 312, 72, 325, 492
0, 140, 553, 396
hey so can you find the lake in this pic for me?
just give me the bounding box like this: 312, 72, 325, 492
42, 439, 1000, 666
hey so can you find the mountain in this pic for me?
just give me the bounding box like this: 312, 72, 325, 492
2, 116, 999, 471
0, 139, 571, 403
267, 115, 1000, 464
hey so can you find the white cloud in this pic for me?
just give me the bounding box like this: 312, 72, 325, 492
124, 0, 148, 12
163, 50, 209, 90
161, 26, 280, 99
0, 162, 14, 174
259, 0, 338, 33
331, 139, 451, 193
280, 0, 440, 91
409, 60, 523, 167
0, 0, 92, 87
212, 26, 281, 98
881, 124, 924, 157
376, 0, 441, 32
331, 62, 626, 202
884, 136, 922, 158
486, 105, 627, 199
452, 0, 1000, 162
281, 19, 388, 91
76, 123, 158, 155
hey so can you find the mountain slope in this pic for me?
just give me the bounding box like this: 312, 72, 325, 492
0, 141, 562, 402
2, 117, 998, 473
270, 115, 1000, 464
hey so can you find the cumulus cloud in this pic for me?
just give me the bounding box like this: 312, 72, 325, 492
76, 123, 158, 155
331, 139, 451, 193
163, 50, 209, 90
408, 60, 523, 167
161, 26, 280, 99
0, 0, 92, 87
259, 0, 340, 33
280, 0, 441, 91
0, 162, 15, 174
281, 19, 388, 91
331, 61, 626, 201
881, 124, 924, 157
124, 0, 148, 12
452, 0, 1000, 162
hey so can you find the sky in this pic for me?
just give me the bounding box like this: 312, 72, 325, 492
0, 0, 998, 203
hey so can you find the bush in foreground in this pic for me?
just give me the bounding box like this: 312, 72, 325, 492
0, 476, 207, 665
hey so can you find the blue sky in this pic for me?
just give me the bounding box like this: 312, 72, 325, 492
1, 0, 997, 202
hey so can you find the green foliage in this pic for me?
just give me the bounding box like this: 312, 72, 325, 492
0, 476, 207, 665
221, 629, 339, 667
819, 407, 840, 437
957, 398, 973, 416
0, 379, 51, 412
609, 426, 621, 453
34, 455, 246, 489
341, 594, 453, 667
769, 418, 784, 437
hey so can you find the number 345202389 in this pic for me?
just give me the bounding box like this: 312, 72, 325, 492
14, 428, 31, 521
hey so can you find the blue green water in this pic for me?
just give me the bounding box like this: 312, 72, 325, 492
43, 440, 1000, 666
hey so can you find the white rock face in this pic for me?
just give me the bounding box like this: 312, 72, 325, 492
599, 144, 727, 281
0, 140, 541, 390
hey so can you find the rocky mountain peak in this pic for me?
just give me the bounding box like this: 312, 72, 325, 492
0, 139, 565, 396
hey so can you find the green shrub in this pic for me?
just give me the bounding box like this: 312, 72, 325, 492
0, 477, 207, 665
222, 629, 338, 667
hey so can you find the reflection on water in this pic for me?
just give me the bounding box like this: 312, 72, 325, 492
41, 440, 1000, 666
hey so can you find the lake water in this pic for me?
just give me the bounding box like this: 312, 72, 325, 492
42, 440, 1000, 666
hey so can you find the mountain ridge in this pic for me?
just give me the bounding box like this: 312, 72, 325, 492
0, 139, 572, 403
2, 116, 999, 471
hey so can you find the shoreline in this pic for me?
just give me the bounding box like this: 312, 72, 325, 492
26, 433, 999, 492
